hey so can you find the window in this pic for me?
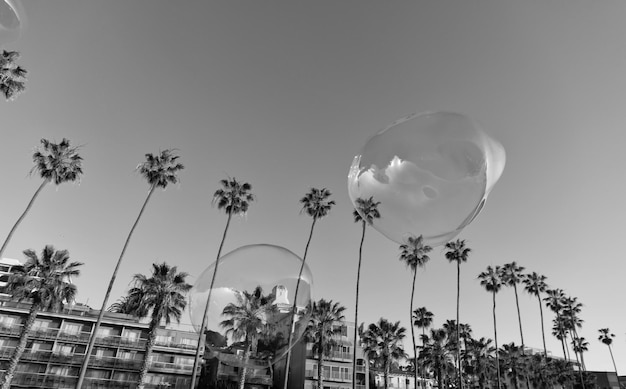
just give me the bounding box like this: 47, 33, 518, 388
118, 350, 139, 360
0, 315, 19, 326
0, 265, 10, 272
155, 335, 172, 344
53, 344, 74, 356
61, 322, 82, 335
123, 329, 141, 339
96, 326, 113, 337
86, 369, 111, 379
32, 319, 51, 330
49, 365, 70, 376
180, 337, 196, 346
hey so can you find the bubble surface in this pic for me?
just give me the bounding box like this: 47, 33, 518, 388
348, 111, 505, 247
189, 244, 313, 365
0, 0, 24, 45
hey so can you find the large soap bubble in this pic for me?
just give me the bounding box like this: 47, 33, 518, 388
189, 244, 313, 366
0, 0, 25, 45
348, 111, 505, 247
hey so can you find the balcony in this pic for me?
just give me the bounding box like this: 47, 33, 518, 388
148, 360, 193, 373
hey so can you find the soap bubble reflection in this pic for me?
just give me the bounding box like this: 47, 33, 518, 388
0, 0, 24, 45
348, 111, 505, 247
189, 244, 313, 366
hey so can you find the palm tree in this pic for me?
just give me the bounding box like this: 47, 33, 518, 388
598, 328, 619, 378
399, 235, 432, 389
351, 196, 380, 389
305, 299, 347, 389
220, 286, 278, 389
413, 307, 433, 389
77, 149, 184, 388
0, 138, 83, 260
463, 337, 494, 389
120, 263, 192, 389
544, 288, 568, 360
283, 187, 335, 389
571, 337, 588, 371
0, 50, 27, 100
419, 328, 453, 389
522, 272, 549, 357
444, 238, 470, 389
191, 177, 255, 388
0, 245, 82, 389
498, 343, 527, 389
500, 262, 526, 348
478, 265, 502, 389
361, 318, 407, 389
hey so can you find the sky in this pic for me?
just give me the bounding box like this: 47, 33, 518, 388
2, 0, 626, 372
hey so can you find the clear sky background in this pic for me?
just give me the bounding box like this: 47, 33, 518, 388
2, 0, 625, 372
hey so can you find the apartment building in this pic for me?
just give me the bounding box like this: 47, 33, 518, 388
0, 295, 200, 389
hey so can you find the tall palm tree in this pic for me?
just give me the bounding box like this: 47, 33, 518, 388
562, 296, 585, 387
122, 263, 192, 389
413, 307, 434, 389
522, 272, 549, 357
0, 245, 82, 389
500, 262, 526, 348
0, 50, 27, 100
498, 343, 527, 389
571, 337, 588, 371
77, 149, 184, 388
478, 265, 502, 389
191, 177, 255, 388
220, 286, 278, 389
361, 318, 407, 389
598, 328, 619, 378
0, 138, 83, 259
351, 196, 380, 389
544, 288, 568, 360
305, 299, 347, 389
283, 187, 335, 389
399, 235, 432, 389
444, 238, 470, 389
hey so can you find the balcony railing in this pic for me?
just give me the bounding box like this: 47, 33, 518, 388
3, 373, 136, 389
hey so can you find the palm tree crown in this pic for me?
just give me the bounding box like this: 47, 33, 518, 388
1, 50, 27, 101
213, 177, 255, 215
130, 263, 192, 326
478, 266, 502, 294
8, 245, 83, 310
444, 239, 471, 265
300, 187, 335, 220
413, 307, 434, 330
353, 196, 381, 225
137, 149, 185, 189
522, 272, 548, 296
399, 235, 432, 271
31, 138, 84, 185
598, 328, 615, 346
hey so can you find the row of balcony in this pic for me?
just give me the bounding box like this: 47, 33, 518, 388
0, 325, 198, 353
0, 349, 196, 374
1, 373, 137, 389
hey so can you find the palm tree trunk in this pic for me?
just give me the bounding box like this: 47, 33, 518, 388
492, 291, 501, 389
409, 270, 418, 389
0, 302, 40, 389
191, 211, 233, 389
283, 218, 317, 389
77, 184, 156, 389
608, 345, 619, 376
352, 221, 366, 389
456, 261, 462, 389
384, 357, 390, 389
317, 349, 324, 389
239, 343, 251, 389
536, 295, 547, 358
421, 327, 426, 389
190, 210, 233, 389
0, 179, 48, 259
137, 316, 160, 389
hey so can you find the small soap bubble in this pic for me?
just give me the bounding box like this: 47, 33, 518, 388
189, 244, 313, 366
348, 111, 505, 247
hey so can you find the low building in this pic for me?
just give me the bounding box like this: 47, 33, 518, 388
0, 295, 200, 388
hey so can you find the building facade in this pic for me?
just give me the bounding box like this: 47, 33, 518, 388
0, 295, 200, 389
